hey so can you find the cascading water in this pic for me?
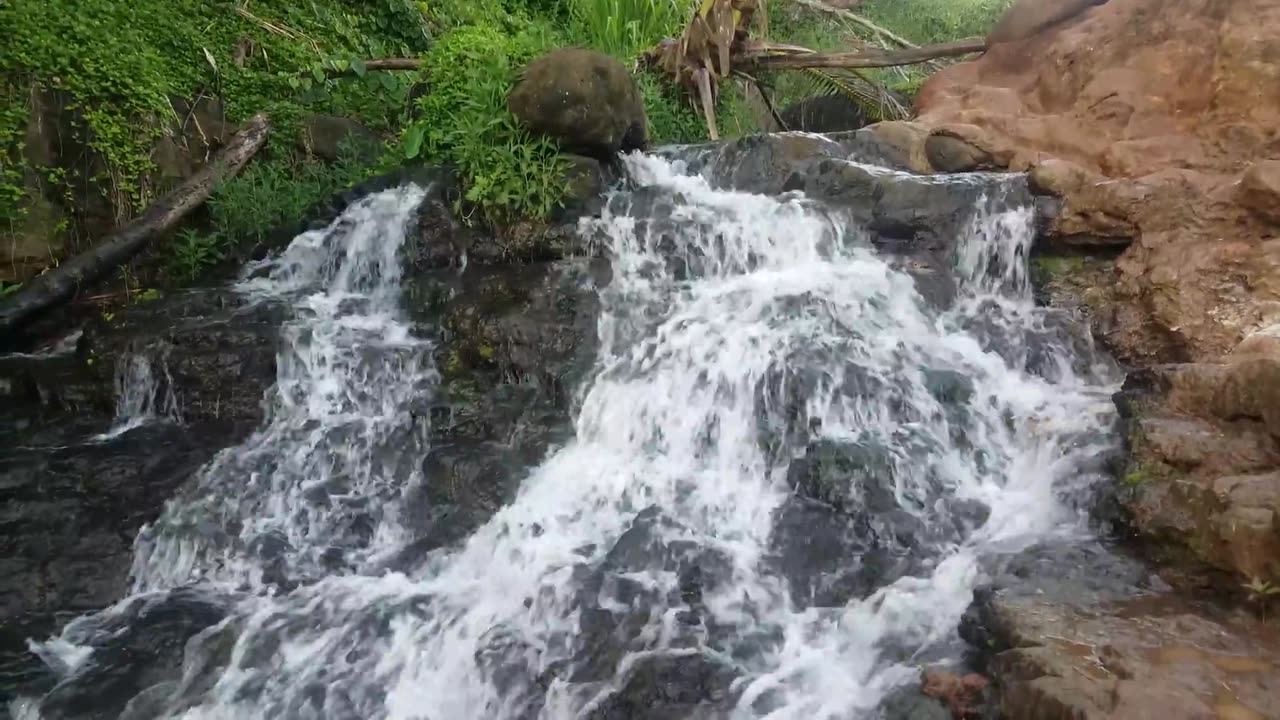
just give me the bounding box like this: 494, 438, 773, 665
95, 352, 182, 440
18, 145, 1118, 720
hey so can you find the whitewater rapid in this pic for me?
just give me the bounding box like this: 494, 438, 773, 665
20, 149, 1118, 720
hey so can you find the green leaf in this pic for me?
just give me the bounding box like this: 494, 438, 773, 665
311, 65, 326, 84
351, 58, 368, 78
201, 47, 218, 75
402, 125, 425, 159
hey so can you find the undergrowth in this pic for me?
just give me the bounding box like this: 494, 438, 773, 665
166, 140, 380, 284
2, 0, 1010, 288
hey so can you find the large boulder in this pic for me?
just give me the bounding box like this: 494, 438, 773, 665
508, 48, 648, 160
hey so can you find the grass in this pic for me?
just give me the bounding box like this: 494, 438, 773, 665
859, 0, 1014, 45
569, 0, 691, 59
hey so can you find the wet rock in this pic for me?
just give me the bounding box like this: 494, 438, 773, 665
920, 668, 988, 719
799, 159, 1030, 259
84, 288, 283, 429
412, 195, 588, 270
394, 262, 601, 560
37, 588, 233, 720
559, 153, 609, 218
508, 49, 648, 159
1124, 412, 1280, 581
585, 652, 738, 720
770, 495, 920, 608
671, 132, 848, 193
856, 121, 934, 175
786, 439, 896, 514
0, 421, 235, 699
966, 542, 1280, 720
981, 591, 1280, 720
879, 686, 951, 720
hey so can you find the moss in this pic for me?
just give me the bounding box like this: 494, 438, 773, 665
1123, 465, 1151, 486
1034, 255, 1089, 276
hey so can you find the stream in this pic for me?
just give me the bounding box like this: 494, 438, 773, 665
3, 142, 1120, 719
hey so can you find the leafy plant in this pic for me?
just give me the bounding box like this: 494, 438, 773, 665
1242, 577, 1280, 621
404, 22, 570, 221
168, 228, 228, 282
209, 142, 379, 245
639, 72, 707, 144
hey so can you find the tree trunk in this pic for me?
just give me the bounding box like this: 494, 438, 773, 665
0, 114, 270, 336
741, 37, 987, 70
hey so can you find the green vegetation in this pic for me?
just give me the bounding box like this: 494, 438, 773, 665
1123, 466, 1150, 487
2, 0, 1013, 289
1243, 577, 1279, 621
403, 21, 569, 221
1035, 256, 1088, 276
569, 0, 688, 59
168, 141, 380, 282
209, 142, 379, 245
860, 0, 1013, 45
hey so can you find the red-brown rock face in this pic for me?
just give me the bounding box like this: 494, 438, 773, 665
915, 0, 1280, 364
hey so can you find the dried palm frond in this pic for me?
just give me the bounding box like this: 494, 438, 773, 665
643, 0, 764, 139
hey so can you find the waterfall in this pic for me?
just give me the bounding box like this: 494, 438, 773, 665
95, 351, 182, 440
21, 150, 1118, 720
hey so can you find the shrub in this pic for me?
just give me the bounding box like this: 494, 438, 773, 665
208, 142, 380, 244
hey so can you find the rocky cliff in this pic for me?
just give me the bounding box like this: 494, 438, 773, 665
900, 0, 1280, 716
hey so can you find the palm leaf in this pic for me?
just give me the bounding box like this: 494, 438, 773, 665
795, 67, 909, 123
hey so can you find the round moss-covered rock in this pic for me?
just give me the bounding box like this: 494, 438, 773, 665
507, 48, 648, 159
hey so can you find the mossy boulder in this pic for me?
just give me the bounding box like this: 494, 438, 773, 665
507, 48, 648, 160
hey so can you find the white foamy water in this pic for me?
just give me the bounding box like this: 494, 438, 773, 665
28, 152, 1118, 720
124, 184, 435, 593
95, 351, 182, 440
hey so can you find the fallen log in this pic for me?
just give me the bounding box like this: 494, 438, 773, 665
0, 114, 270, 336
740, 36, 988, 70
322, 58, 423, 78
